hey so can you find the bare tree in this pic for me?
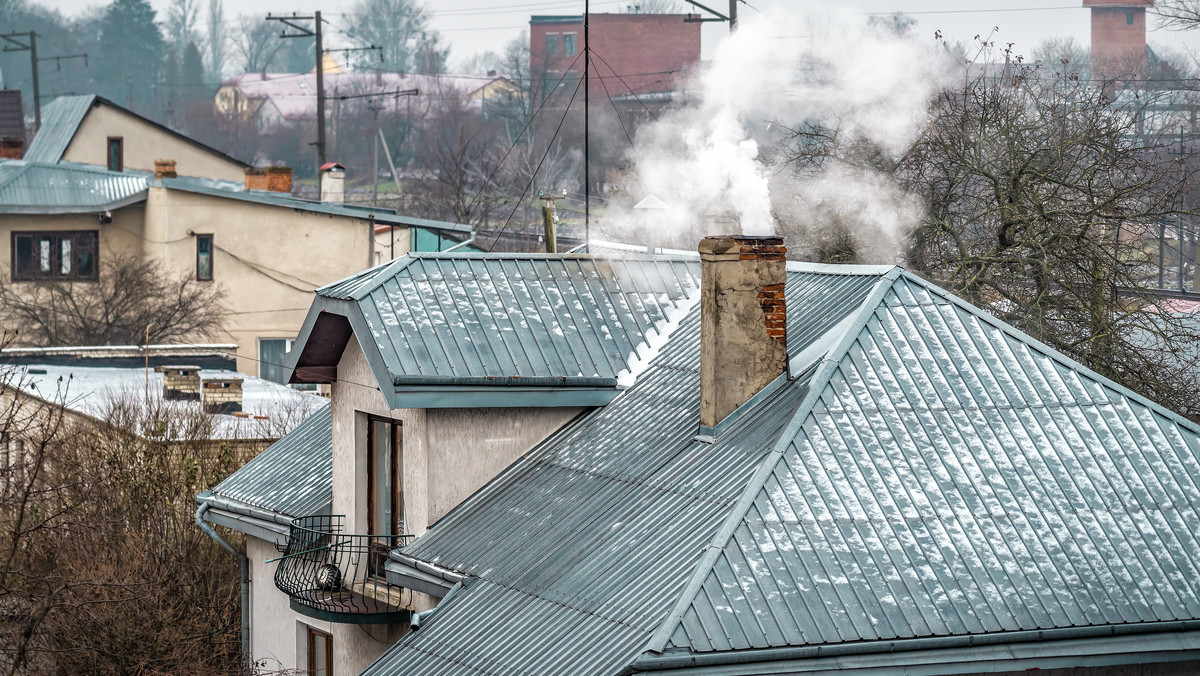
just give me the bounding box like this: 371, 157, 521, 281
206, 0, 226, 79
1156, 0, 1200, 30
0, 252, 226, 347
231, 16, 284, 73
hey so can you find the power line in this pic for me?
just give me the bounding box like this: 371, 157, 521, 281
589, 49, 660, 122
588, 52, 639, 163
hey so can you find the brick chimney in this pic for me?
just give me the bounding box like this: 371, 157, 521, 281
320, 162, 346, 204
156, 365, 201, 401
244, 166, 293, 193
201, 377, 243, 414
698, 235, 788, 429
154, 159, 177, 179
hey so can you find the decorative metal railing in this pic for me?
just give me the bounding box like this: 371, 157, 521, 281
272, 515, 414, 623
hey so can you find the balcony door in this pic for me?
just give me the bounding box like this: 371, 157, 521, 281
367, 417, 403, 543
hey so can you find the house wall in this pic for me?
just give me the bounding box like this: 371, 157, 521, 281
144, 186, 389, 376
61, 103, 246, 181
0, 205, 145, 284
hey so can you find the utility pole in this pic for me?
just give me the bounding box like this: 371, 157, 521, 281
267, 12, 326, 167
684, 0, 740, 33
584, 0, 590, 253
1, 31, 40, 131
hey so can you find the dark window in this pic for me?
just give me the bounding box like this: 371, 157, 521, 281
258, 338, 293, 384
11, 231, 98, 282
306, 626, 331, 676
545, 32, 559, 57
196, 234, 213, 280
563, 33, 577, 56
367, 416, 403, 540
106, 137, 123, 172
1127, 12, 1134, 24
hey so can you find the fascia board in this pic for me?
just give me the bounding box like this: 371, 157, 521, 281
386, 386, 620, 409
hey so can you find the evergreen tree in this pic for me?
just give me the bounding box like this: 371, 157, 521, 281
97, 0, 163, 112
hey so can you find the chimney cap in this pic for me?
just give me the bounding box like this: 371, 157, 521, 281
320, 162, 346, 172
699, 234, 784, 255
634, 194, 669, 210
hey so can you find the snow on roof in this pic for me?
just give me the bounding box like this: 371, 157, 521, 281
15, 364, 324, 441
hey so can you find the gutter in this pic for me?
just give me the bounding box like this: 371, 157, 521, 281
385, 552, 465, 597
195, 494, 251, 670
626, 621, 1200, 674
391, 374, 619, 388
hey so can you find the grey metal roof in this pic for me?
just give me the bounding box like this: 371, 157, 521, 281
0, 160, 148, 212
367, 266, 1200, 675
208, 403, 332, 519
22, 94, 93, 163
300, 253, 702, 407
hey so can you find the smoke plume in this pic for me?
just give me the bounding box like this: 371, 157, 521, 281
616, 7, 952, 261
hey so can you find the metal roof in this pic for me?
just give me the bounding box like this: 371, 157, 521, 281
22, 95, 93, 163
297, 253, 702, 407
0, 160, 148, 212
208, 403, 332, 518
367, 266, 1200, 675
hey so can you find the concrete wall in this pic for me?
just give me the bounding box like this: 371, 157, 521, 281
62, 103, 246, 181
0, 206, 145, 284
144, 185, 390, 375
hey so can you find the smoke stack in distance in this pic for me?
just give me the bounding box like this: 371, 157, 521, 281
699, 235, 787, 429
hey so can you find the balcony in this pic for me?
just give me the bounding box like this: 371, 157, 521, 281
273, 515, 414, 624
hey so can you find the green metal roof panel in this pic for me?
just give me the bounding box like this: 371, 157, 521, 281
364, 269, 884, 676
0, 160, 148, 212
23, 95, 94, 163
209, 403, 331, 519
322, 254, 702, 384
663, 272, 1200, 656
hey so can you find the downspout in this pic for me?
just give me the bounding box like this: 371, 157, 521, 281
196, 501, 251, 669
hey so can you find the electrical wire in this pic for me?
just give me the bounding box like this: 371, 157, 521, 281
588, 52, 640, 163
588, 49, 661, 122
487, 72, 585, 251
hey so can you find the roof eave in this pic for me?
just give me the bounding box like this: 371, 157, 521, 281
387, 385, 620, 409
0, 190, 147, 214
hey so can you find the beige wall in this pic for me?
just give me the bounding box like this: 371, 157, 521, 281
144, 186, 394, 375
61, 103, 246, 181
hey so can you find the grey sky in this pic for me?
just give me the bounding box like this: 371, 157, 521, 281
31, 0, 1196, 70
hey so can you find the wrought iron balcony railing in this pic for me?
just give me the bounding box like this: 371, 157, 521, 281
272, 515, 414, 624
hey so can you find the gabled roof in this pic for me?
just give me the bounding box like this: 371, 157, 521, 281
0, 160, 148, 213
287, 253, 702, 407
23, 95, 250, 167
366, 265, 1200, 675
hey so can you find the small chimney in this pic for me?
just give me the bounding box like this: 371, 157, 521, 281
154, 159, 177, 179
244, 166, 293, 193
201, 377, 243, 414
698, 235, 788, 429
320, 162, 346, 204
156, 365, 201, 401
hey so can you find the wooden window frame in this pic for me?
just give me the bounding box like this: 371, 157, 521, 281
306, 626, 332, 676
10, 231, 99, 282
195, 234, 213, 281
106, 136, 123, 172
366, 416, 403, 539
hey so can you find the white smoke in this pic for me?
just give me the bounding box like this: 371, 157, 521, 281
619, 7, 953, 259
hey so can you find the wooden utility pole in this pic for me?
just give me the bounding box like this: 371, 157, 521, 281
540, 192, 559, 253
267, 12, 326, 167
1, 31, 40, 131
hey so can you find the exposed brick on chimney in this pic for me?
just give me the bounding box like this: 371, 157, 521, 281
154, 159, 177, 179
244, 166, 293, 193
759, 283, 787, 344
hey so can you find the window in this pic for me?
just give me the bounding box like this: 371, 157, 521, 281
306, 627, 332, 676
258, 338, 294, 384
106, 137, 123, 172
563, 33, 577, 56
1127, 11, 1135, 24
196, 234, 213, 281
11, 231, 97, 281
367, 416, 403, 540
545, 32, 560, 57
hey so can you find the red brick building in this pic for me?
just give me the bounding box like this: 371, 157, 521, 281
529, 14, 701, 104
1084, 0, 1155, 78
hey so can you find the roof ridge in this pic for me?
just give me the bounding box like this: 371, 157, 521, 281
641, 269, 904, 656
890, 268, 1200, 438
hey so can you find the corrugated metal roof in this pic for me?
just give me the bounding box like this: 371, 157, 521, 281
209, 403, 332, 518
368, 266, 1200, 675
364, 267, 883, 676
319, 253, 701, 383
0, 160, 148, 212
23, 94, 94, 163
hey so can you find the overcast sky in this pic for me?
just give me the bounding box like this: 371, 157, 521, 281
32, 0, 1196, 69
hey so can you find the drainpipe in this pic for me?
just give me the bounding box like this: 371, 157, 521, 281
195, 501, 251, 669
